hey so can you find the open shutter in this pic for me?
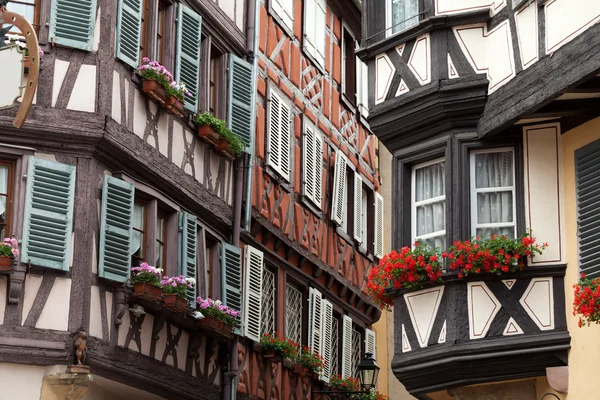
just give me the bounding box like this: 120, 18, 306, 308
98, 175, 135, 282
21, 157, 76, 271
303, 0, 316, 59
314, 133, 323, 209
308, 288, 323, 355
341, 315, 353, 379
331, 151, 347, 226
243, 245, 264, 342
320, 299, 333, 383
280, 95, 291, 181
314, 0, 326, 67
576, 140, 600, 278
354, 173, 363, 242
222, 243, 243, 334
271, 0, 293, 31
175, 3, 202, 113
178, 212, 197, 305
49, 0, 97, 51
115, 0, 143, 68
374, 192, 384, 258
365, 328, 377, 384
228, 54, 254, 150
267, 91, 291, 181
303, 125, 316, 203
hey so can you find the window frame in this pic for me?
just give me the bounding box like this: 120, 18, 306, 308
302, 0, 327, 70
0, 161, 15, 239
285, 281, 303, 345
7, 0, 40, 35
269, 0, 294, 37
385, 0, 420, 38
260, 265, 277, 336
469, 147, 517, 239
341, 23, 358, 110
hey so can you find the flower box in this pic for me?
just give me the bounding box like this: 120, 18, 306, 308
141, 78, 167, 104
293, 362, 304, 375
0, 256, 12, 272
197, 315, 234, 339
197, 125, 220, 146
165, 96, 185, 118
162, 294, 189, 313
132, 282, 162, 302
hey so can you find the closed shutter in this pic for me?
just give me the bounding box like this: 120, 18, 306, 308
374, 192, 384, 259
354, 173, 363, 242
49, 0, 97, 51
303, 0, 326, 67
175, 3, 202, 113
304, 0, 316, 59
267, 91, 291, 181
115, 0, 143, 68
576, 140, 600, 278
222, 243, 243, 334
314, 133, 323, 208
243, 245, 264, 342
98, 175, 135, 282
21, 157, 76, 271
341, 315, 353, 378
331, 151, 347, 226
271, 0, 293, 31
303, 125, 316, 203
178, 212, 197, 305
228, 54, 254, 150
308, 288, 323, 356
320, 299, 333, 383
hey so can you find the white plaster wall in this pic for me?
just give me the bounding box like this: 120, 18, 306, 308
193, 138, 206, 182
435, 0, 506, 16
36, 277, 71, 331
545, 0, 600, 54
0, 277, 7, 325
172, 121, 186, 168
140, 313, 154, 355
124, 78, 130, 123
117, 311, 129, 347
375, 54, 394, 105
22, 273, 43, 325
52, 60, 70, 107
66, 65, 97, 112
92, 7, 101, 52
157, 112, 169, 158
408, 34, 431, 86
133, 90, 147, 139
111, 71, 121, 124
177, 330, 189, 371
105, 290, 113, 339
86, 375, 166, 400
515, 2, 538, 70
89, 285, 103, 339
0, 363, 46, 400
154, 323, 168, 364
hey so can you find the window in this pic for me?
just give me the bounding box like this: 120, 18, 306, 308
205, 235, 219, 298
7, 0, 40, 34
0, 162, 14, 239
303, 0, 326, 68
155, 213, 166, 268
267, 90, 292, 181
470, 149, 516, 239
340, 168, 352, 234
155, 0, 167, 64
285, 283, 303, 344
412, 159, 446, 250
270, 0, 294, 34
342, 27, 357, 106
140, 0, 150, 61
331, 315, 340, 376
351, 327, 362, 377
361, 187, 368, 245
132, 202, 147, 267
261, 267, 276, 336
386, 0, 419, 36
332, 151, 348, 226
303, 123, 323, 209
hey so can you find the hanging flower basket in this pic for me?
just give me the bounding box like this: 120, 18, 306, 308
197, 125, 220, 146
164, 96, 185, 118
0, 256, 13, 272
141, 78, 167, 104
162, 294, 189, 313
132, 282, 163, 302
197, 315, 234, 339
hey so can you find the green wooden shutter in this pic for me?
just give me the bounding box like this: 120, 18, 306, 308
115, 0, 143, 68
178, 212, 197, 305
98, 175, 135, 282
576, 140, 600, 278
222, 243, 243, 334
21, 157, 76, 271
175, 3, 202, 113
49, 0, 98, 51
227, 54, 254, 150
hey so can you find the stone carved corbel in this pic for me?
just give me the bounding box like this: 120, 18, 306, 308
113, 286, 128, 326
7, 259, 27, 305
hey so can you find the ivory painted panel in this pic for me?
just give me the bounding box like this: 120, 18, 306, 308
52, 59, 69, 107
21, 273, 43, 325
106, 290, 113, 339
408, 34, 431, 86
111, 71, 121, 124
0, 363, 45, 400
172, 121, 186, 168
36, 277, 71, 331
435, 0, 506, 16
523, 124, 564, 264
90, 285, 103, 339
515, 2, 538, 70
133, 90, 147, 139
375, 54, 395, 105
177, 330, 189, 371
0, 277, 6, 325
140, 313, 154, 355
157, 112, 169, 158
67, 64, 97, 112
545, 0, 600, 54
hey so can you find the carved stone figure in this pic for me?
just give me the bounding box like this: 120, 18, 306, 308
74, 331, 88, 365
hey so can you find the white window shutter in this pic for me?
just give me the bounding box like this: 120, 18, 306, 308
360, 61, 370, 117
303, 126, 316, 202
365, 328, 376, 357
243, 245, 264, 342
272, 0, 294, 31
308, 288, 323, 355
314, 0, 326, 67
331, 151, 347, 226
267, 91, 291, 182
280, 97, 291, 181
354, 173, 363, 242
320, 299, 333, 383
314, 133, 323, 209
303, 0, 317, 59
341, 315, 353, 379
374, 192, 384, 258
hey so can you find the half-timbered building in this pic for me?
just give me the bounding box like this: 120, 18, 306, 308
359, 0, 600, 399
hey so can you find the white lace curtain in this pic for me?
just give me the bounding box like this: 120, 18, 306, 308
473, 151, 515, 239
0, 165, 7, 227
392, 0, 419, 34
415, 161, 446, 250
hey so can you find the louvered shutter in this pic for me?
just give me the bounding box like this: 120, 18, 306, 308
341, 315, 353, 379
98, 175, 135, 282
175, 3, 202, 113
314, 0, 326, 67
314, 133, 323, 209
576, 140, 600, 278
320, 299, 333, 383
267, 91, 291, 181
227, 54, 254, 150
308, 288, 323, 355
374, 192, 384, 259
303, 126, 316, 203
115, 0, 143, 68
178, 212, 197, 305
49, 0, 97, 51
354, 173, 363, 242
364, 328, 377, 384
243, 246, 264, 342
331, 151, 347, 226
222, 243, 243, 334
21, 157, 76, 271
271, 0, 293, 31
303, 0, 316, 59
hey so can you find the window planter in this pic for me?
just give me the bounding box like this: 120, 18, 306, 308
0, 256, 12, 273
162, 293, 188, 313
132, 282, 163, 302
197, 315, 234, 339
164, 96, 185, 118
141, 78, 167, 105
293, 362, 304, 375
197, 125, 220, 146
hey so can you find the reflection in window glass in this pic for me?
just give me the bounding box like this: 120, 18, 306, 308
389, 0, 419, 35
0, 165, 9, 239
413, 160, 446, 250
155, 214, 165, 268
132, 203, 145, 266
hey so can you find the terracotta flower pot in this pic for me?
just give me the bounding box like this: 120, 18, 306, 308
0, 256, 13, 272
197, 315, 234, 339
165, 96, 185, 118
23, 56, 31, 69
215, 138, 230, 152
162, 293, 189, 313
132, 282, 162, 302
141, 78, 167, 104
197, 125, 220, 146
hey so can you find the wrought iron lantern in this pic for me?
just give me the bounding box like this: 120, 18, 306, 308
357, 352, 380, 392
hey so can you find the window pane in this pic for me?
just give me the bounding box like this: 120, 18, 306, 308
392, 0, 419, 34
131, 204, 145, 260
416, 201, 445, 236
331, 316, 340, 376
7, 1, 35, 24
155, 215, 164, 267
285, 284, 302, 344
351, 328, 361, 378
477, 192, 513, 224
477, 227, 515, 240
422, 235, 446, 251
261, 269, 276, 336
475, 151, 514, 188
415, 161, 445, 202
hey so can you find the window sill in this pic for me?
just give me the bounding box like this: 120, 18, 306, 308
300, 195, 323, 219
335, 226, 355, 246
340, 92, 357, 115
264, 165, 292, 193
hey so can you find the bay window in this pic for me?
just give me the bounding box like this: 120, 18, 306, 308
0, 162, 13, 239
470, 149, 516, 239
386, 0, 419, 36
411, 159, 446, 250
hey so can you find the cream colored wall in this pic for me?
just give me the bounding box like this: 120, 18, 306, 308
0, 363, 46, 399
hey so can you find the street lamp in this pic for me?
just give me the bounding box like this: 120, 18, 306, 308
312, 353, 380, 399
